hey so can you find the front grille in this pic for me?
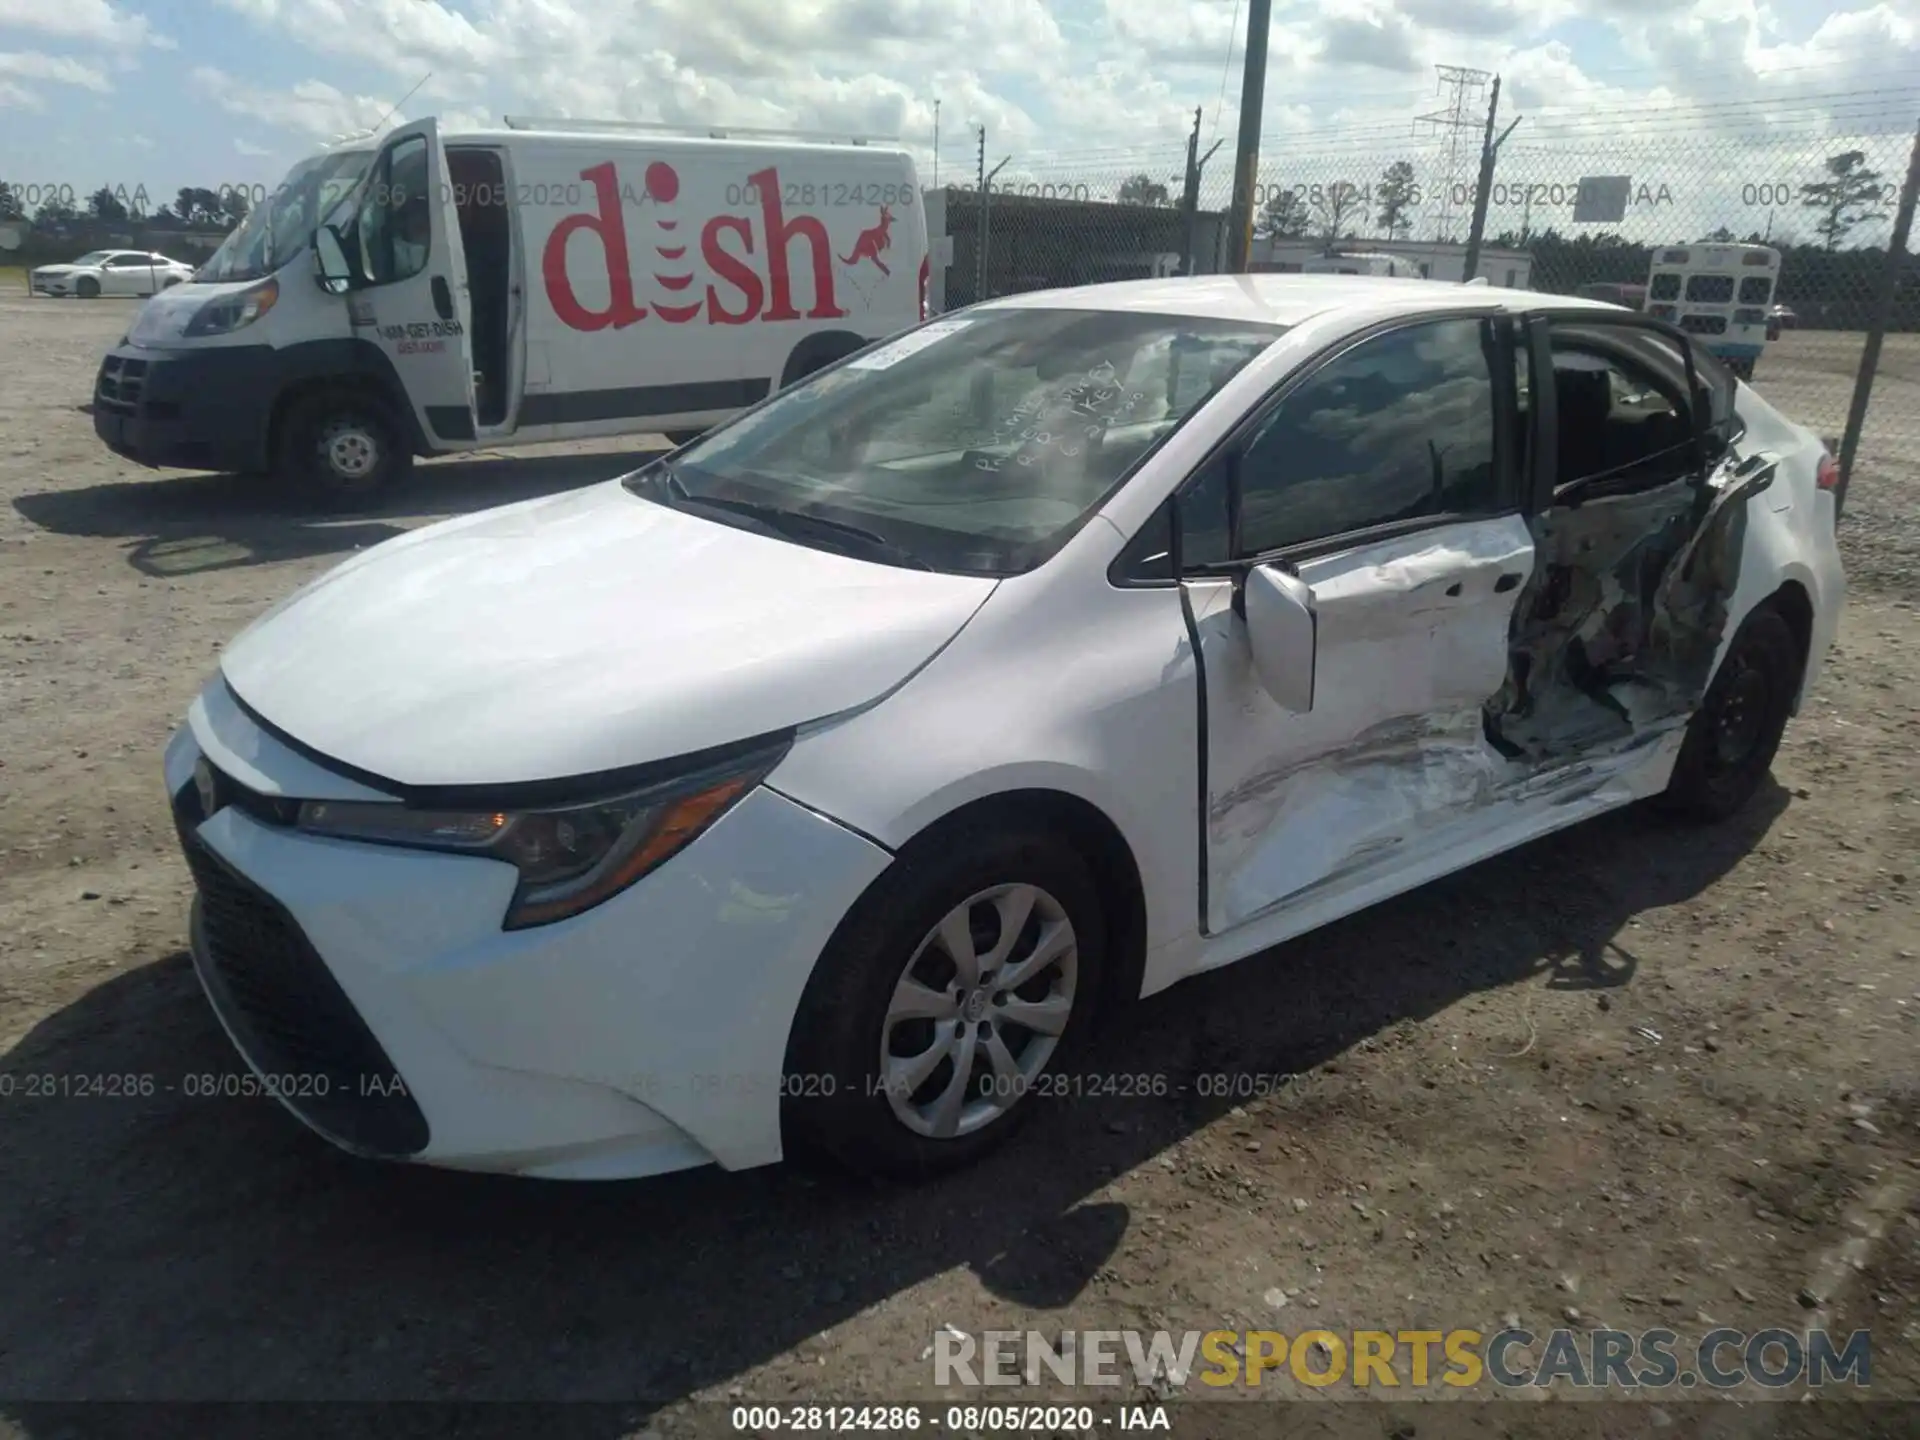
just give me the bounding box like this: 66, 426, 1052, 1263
173, 777, 430, 1158
96, 353, 148, 414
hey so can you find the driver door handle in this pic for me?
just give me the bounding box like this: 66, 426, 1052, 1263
431, 275, 454, 321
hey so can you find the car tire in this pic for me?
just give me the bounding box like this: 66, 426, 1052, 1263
1656, 603, 1802, 823
75, 277, 100, 299
279, 391, 412, 511
782, 822, 1108, 1181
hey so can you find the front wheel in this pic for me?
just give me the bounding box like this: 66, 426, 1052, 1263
1657, 604, 1802, 822
782, 825, 1107, 1180
278, 392, 412, 510
75, 277, 100, 299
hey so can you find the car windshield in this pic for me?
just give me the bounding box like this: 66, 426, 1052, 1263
625, 306, 1287, 576
197, 147, 376, 285
70, 251, 113, 267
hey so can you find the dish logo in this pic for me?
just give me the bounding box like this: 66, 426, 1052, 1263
543, 160, 850, 330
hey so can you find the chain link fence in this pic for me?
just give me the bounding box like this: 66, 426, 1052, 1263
931, 109, 1920, 584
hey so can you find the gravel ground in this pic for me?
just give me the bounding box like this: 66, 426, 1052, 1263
0, 298, 1916, 1438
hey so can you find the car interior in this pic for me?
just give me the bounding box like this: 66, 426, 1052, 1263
1550, 348, 1693, 496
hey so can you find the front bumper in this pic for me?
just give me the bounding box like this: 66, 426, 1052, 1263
94, 342, 278, 473
31, 274, 73, 297
163, 696, 894, 1179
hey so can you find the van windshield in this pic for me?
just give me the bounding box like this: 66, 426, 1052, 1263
198, 148, 375, 284
624, 306, 1287, 577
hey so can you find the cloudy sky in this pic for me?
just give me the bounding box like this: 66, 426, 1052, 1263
1, 0, 1915, 244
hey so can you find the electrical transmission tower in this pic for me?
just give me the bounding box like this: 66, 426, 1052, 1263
1414, 64, 1493, 244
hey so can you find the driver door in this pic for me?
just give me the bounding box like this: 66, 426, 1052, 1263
345, 118, 478, 451
1179, 315, 1536, 933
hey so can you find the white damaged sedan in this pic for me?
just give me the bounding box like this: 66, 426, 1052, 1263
164, 276, 1845, 1182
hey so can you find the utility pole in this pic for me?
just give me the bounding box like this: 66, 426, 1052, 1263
1179, 107, 1224, 276
974, 125, 1009, 303
1461, 76, 1520, 284
932, 99, 940, 188
1225, 0, 1273, 272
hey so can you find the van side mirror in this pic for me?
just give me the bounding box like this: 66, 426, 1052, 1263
313, 225, 354, 295
1241, 565, 1317, 713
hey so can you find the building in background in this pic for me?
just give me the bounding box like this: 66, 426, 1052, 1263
924, 188, 1233, 313
1252, 236, 1534, 288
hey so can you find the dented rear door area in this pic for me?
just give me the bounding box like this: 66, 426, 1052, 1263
1485, 318, 1769, 765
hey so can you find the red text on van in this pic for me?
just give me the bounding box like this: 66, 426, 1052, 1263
542, 163, 847, 331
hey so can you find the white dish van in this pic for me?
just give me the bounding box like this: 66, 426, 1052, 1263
93, 117, 930, 504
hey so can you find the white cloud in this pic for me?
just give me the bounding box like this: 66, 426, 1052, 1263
109, 0, 1917, 252
0, 0, 162, 48
0, 48, 111, 90
192, 64, 398, 140
234, 138, 272, 157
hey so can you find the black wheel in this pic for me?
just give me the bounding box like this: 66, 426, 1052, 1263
278, 391, 412, 510
1657, 604, 1802, 822
75, 277, 100, 299
664, 429, 706, 447
782, 823, 1107, 1181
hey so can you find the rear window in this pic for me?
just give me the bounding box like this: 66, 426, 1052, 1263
1738, 276, 1773, 305
1649, 273, 1681, 301
1686, 274, 1736, 304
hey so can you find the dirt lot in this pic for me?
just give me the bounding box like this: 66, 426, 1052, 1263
0, 301, 1915, 1437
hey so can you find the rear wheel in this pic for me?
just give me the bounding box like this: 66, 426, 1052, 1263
782, 824, 1106, 1181
278, 391, 412, 510
1657, 604, 1802, 822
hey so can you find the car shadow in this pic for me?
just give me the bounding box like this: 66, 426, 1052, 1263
10, 447, 663, 579
0, 782, 1787, 1431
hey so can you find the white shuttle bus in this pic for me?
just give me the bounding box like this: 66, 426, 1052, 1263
1645, 242, 1781, 380
93, 117, 930, 504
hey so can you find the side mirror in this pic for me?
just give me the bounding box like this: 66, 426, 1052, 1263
1241, 565, 1317, 713
313, 225, 354, 295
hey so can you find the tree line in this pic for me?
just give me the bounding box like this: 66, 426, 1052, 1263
1108, 148, 1900, 253
0, 184, 254, 229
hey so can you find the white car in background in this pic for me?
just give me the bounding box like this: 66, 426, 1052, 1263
163, 276, 1844, 1185
30, 249, 197, 298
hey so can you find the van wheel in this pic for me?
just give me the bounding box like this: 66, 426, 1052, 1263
76, 277, 100, 300
1656, 604, 1801, 823
280, 392, 411, 510
782, 823, 1107, 1181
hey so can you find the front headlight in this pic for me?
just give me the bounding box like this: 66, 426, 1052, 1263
184, 277, 278, 337
294, 738, 791, 929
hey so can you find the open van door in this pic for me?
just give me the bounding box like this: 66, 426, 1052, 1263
349, 117, 477, 451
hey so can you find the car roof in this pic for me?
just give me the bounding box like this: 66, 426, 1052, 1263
973, 274, 1623, 328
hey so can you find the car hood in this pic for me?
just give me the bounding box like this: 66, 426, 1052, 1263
218, 479, 998, 789
32, 264, 89, 275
